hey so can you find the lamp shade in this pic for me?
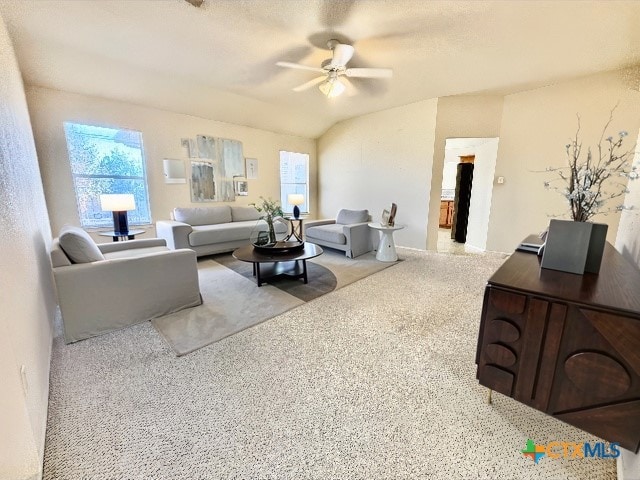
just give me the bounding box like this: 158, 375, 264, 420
318, 78, 345, 98
288, 193, 304, 220
100, 194, 135, 212
288, 194, 305, 206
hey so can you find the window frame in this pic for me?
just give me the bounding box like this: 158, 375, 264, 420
279, 150, 310, 216
63, 122, 152, 229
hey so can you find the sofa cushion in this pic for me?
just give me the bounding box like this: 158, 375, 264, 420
174, 206, 232, 226
336, 209, 369, 225
305, 224, 347, 245
188, 220, 287, 247
231, 206, 261, 222
189, 221, 256, 246
58, 225, 105, 264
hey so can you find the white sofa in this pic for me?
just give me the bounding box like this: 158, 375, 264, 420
304, 209, 373, 258
51, 225, 202, 343
156, 205, 288, 257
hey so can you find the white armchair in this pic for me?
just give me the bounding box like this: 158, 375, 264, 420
304, 209, 373, 258
51, 226, 202, 343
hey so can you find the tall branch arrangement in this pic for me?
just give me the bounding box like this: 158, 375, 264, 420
250, 196, 283, 219
544, 108, 638, 222
250, 196, 283, 244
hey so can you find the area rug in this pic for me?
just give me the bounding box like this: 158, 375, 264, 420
151, 250, 396, 356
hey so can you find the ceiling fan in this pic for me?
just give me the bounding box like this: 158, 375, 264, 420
276, 40, 392, 98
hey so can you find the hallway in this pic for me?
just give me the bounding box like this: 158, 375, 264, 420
437, 228, 479, 255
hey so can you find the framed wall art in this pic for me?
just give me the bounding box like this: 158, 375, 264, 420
245, 158, 258, 179
196, 135, 216, 160
190, 161, 216, 202
234, 180, 248, 196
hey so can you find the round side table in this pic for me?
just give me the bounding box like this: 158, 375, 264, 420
98, 229, 145, 242
284, 217, 304, 242
368, 223, 404, 262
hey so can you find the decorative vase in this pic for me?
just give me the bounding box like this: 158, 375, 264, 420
541, 219, 608, 274
266, 216, 276, 244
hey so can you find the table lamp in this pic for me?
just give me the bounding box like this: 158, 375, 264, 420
288, 194, 304, 219
100, 194, 136, 235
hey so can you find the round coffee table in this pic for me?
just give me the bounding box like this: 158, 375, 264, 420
232, 242, 323, 287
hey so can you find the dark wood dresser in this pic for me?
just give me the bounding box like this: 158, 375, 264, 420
475, 236, 640, 452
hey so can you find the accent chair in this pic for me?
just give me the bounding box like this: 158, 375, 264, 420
51, 225, 202, 343
304, 209, 372, 258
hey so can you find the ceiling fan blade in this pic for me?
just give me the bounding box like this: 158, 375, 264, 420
330, 43, 355, 67
293, 76, 327, 92
345, 68, 393, 78
276, 61, 325, 73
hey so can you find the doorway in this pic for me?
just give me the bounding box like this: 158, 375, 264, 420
436, 137, 499, 254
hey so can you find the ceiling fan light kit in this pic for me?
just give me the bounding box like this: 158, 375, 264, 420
276, 39, 392, 98
319, 77, 346, 98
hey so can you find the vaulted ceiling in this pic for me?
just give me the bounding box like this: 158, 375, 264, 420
2, 0, 640, 138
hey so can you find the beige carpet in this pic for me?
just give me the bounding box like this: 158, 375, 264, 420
152, 250, 396, 356
44, 249, 617, 479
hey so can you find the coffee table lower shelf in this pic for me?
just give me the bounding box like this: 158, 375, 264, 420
253, 260, 307, 286
232, 242, 323, 287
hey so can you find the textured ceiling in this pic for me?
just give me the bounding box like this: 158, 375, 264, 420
1, 0, 640, 138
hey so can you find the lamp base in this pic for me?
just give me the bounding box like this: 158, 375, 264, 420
112, 211, 130, 235
293, 205, 300, 219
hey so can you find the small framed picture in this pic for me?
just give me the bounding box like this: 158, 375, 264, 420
381, 209, 390, 226
388, 203, 397, 227
234, 180, 248, 196
245, 158, 258, 179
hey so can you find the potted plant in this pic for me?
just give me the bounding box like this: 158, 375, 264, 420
544, 107, 637, 222
541, 107, 638, 273
250, 196, 283, 245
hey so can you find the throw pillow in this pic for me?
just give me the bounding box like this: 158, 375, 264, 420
336, 209, 369, 225
174, 206, 232, 226
58, 225, 105, 264
231, 206, 261, 222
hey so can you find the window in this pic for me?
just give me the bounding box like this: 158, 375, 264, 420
279, 151, 309, 215
63, 123, 151, 228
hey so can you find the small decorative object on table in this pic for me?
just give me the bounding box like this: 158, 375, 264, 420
250, 196, 284, 246
381, 209, 390, 226
252, 241, 305, 254
380, 203, 398, 227
388, 203, 397, 226
540, 107, 638, 274
254, 231, 270, 246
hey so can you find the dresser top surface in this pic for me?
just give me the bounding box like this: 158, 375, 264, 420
489, 236, 640, 315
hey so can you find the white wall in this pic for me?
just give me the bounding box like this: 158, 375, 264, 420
487, 70, 640, 253
614, 133, 640, 480
317, 99, 439, 250
466, 139, 499, 251
26, 87, 317, 242
615, 139, 640, 266
0, 14, 56, 480
428, 96, 504, 250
